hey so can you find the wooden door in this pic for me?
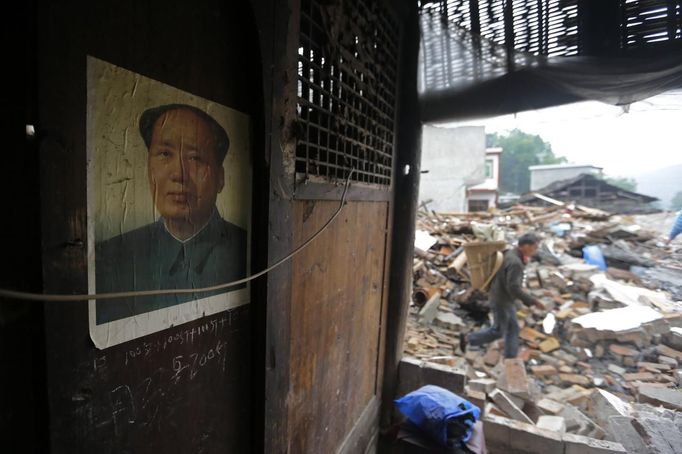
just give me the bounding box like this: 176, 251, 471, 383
262, 0, 401, 452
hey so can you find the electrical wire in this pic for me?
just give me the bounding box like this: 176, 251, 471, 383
0, 169, 356, 302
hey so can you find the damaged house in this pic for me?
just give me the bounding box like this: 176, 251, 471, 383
518, 173, 660, 214
3, 0, 682, 453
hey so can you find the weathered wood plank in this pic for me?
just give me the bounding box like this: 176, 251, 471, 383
288, 200, 389, 453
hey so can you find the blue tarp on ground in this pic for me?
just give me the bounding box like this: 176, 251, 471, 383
395, 385, 481, 447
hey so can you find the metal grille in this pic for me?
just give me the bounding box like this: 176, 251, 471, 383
622, 0, 682, 48
296, 0, 399, 187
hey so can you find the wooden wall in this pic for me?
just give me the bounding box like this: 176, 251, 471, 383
35, 1, 264, 452
9, 0, 407, 452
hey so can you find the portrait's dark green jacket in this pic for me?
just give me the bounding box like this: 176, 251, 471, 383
95, 210, 247, 324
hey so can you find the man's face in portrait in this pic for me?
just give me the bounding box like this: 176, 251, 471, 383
147, 108, 225, 231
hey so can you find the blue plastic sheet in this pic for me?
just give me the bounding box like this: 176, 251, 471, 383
394, 385, 481, 447
583, 245, 607, 271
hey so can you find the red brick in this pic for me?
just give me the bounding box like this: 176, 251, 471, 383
657, 344, 682, 361
531, 365, 558, 377
609, 344, 638, 357
501, 358, 530, 398
623, 372, 655, 382
559, 373, 591, 386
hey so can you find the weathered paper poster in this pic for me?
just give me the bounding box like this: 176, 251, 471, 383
87, 56, 251, 349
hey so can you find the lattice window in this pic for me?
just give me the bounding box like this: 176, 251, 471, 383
419, 0, 581, 94
296, 0, 399, 187
622, 0, 682, 48
512, 0, 579, 58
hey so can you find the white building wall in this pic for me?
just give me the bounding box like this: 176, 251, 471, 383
419, 126, 486, 212
467, 191, 496, 205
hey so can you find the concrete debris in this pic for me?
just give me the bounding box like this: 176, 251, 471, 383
571, 304, 664, 333
537, 415, 567, 433
404, 208, 682, 452
499, 358, 530, 398
638, 385, 682, 411
588, 390, 632, 430
468, 378, 497, 394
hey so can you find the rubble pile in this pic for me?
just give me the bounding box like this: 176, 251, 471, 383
405, 203, 682, 452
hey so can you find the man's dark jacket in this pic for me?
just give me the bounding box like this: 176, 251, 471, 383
488, 248, 536, 307
95, 211, 246, 324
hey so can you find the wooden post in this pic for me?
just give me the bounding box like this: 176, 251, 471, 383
380, 0, 422, 429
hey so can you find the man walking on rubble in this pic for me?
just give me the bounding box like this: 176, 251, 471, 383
460, 233, 544, 359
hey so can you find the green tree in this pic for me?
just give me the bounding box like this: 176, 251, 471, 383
487, 129, 566, 194
604, 176, 637, 192
671, 191, 682, 211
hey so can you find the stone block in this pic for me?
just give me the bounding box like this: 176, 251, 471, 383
537, 415, 566, 433
468, 377, 496, 394
397, 357, 467, 397
657, 344, 682, 361
417, 292, 441, 325
434, 311, 465, 331
499, 358, 530, 399
638, 385, 682, 411
464, 386, 486, 412
563, 433, 627, 454
633, 416, 682, 454
560, 404, 604, 438
489, 389, 533, 424
608, 416, 648, 453
537, 398, 565, 415
483, 414, 563, 454
588, 389, 631, 431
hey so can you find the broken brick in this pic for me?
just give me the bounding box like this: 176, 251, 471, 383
609, 344, 638, 357
537, 415, 566, 434
531, 365, 558, 377
559, 374, 591, 387
539, 337, 561, 353
499, 358, 530, 399
489, 389, 533, 424
537, 398, 565, 415
623, 372, 656, 382
656, 344, 682, 361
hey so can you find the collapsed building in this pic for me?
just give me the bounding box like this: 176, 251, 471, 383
405, 207, 682, 453
519, 173, 660, 215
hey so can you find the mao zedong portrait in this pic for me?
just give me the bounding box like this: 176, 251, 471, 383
96, 104, 247, 324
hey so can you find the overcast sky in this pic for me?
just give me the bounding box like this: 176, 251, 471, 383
443, 89, 682, 178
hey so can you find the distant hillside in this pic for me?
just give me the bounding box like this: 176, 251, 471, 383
631, 164, 682, 209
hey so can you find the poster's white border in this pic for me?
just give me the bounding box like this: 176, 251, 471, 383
86, 56, 251, 349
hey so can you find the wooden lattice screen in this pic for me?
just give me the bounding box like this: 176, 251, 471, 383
296, 0, 399, 187
420, 0, 682, 94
